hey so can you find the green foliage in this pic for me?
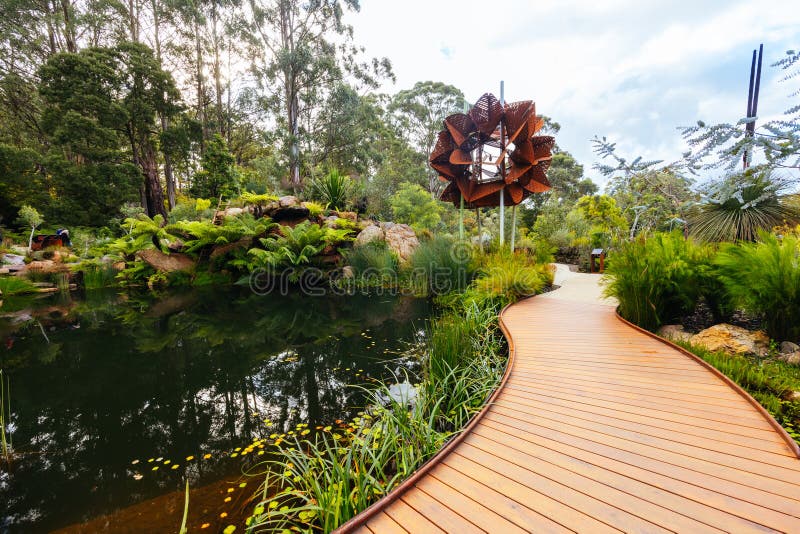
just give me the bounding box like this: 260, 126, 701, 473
190, 134, 239, 200
246, 221, 352, 275
303, 201, 326, 218
390, 81, 465, 192
167, 196, 215, 223
407, 236, 473, 295
16, 204, 42, 250
0, 145, 48, 225
239, 192, 278, 206
575, 194, 628, 247
0, 276, 37, 295
345, 242, 399, 281
77, 261, 120, 289
39, 43, 180, 221
715, 233, 800, 340
168, 215, 272, 257
606, 168, 697, 237
246, 300, 503, 533
390, 183, 442, 231
603, 232, 706, 331
310, 170, 353, 211
468, 251, 553, 306
691, 171, 800, 242
678, 341, 800, 443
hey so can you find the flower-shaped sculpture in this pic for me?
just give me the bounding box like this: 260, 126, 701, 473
431, 93, 555, 207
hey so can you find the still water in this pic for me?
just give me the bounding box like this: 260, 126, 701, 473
0, 287, 432, 532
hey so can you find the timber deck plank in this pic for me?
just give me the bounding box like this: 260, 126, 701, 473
338, 276, 800, 533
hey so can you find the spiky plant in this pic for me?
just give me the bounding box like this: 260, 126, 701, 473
690, 170, 800, 242
310, 169, 353, 211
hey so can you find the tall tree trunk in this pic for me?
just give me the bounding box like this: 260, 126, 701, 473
152, 0, 176, 209
211, 4, 225, 138
60, 0, 77, 52
280, 3, 300, 190
141, 141, 168, 220
128, 0, 139, 42
194, 17, 207, 153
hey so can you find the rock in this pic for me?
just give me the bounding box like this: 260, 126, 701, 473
136, 249, 195, 273
26, 260, 56, 271
779, 351, 800, 365
657, 324, 693, 343
384, 224, 419, 262
342, 266, 354, 279
323, 216, 340, 228
209, 238, 251, 260
269, 197, 309, 223
354, 225, 385, 247
689, 324, 770, 357
278, 195, 300, 208
780, 341, 800, 354
1, 253, 25, 265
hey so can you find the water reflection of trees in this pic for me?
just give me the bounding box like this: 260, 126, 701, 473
0, 287, 429, 532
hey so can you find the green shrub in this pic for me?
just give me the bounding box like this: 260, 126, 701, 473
345, 241, 398, 282
715, 233, 800, 340
78, 261, 119, 289
245, 221, 352, 278
407, 236, 473, 295
467, 250, 552, 306
0, 276, 37, 295
603, 231, 703, 331
310, 169, 353, 211
389, 183, 442, 232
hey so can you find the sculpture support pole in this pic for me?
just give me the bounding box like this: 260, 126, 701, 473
476, 208, 482, 252
499, 80, 505, 246
511, 205, 517, 252
459, 196, 464, 240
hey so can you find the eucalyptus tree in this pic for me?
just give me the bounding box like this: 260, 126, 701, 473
242, 0, 392, 191
389, 81, 465, 194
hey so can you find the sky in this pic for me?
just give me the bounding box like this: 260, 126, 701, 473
346, 0, 800, 188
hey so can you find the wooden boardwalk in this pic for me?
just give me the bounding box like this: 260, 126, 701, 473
337, 273, 800, 533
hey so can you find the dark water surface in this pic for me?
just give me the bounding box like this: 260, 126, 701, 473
0, 287, 431, 532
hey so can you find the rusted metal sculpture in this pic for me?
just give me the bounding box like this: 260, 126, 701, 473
431, 93, 555, 208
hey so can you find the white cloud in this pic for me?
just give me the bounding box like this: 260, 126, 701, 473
349, 0, 800, 186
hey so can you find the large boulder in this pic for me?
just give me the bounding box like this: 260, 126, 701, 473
267, 195, 310, 223
354, 225, 385, 247
1, 253, 25, 265
383, 223, 419, 262
137, 249, 195, 273
689, 324, 770, 357
656, 324, 692, 343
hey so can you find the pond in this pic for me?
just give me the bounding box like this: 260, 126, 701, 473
0, 286, 432, 533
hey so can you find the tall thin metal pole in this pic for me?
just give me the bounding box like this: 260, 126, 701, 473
499, 80, 505, 246
511, 205, 517, 252
459, 196, 464, 240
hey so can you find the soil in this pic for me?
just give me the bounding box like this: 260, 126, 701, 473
680, 297, 763, 334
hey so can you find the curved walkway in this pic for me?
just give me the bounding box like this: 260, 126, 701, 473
339, 267, 800, 533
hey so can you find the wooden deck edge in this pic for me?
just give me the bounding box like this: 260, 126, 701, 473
614, 309, 800, 459
333, 299, 521, 533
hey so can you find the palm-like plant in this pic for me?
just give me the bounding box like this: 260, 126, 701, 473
310, 169, 353, 211
690, 169, 800, 242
